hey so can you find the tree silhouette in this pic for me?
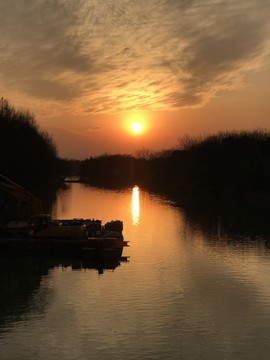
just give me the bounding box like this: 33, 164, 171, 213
0, 98, 60, 189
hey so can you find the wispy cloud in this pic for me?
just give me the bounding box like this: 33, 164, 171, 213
0, 0, 269, 114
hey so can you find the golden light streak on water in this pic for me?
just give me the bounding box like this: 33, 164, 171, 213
132, 185, 140, 225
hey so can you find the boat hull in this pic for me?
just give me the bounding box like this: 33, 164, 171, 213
0, 236, 128, 258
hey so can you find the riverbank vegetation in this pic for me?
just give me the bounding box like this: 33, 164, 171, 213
0, 98, 68, 216
79, 129, 270, 211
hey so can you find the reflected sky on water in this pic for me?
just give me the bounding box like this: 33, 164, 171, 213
1, 184, 270, 359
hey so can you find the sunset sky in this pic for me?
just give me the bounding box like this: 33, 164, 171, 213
1, 0, 270, 159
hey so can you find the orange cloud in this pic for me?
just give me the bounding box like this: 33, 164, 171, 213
0, 0, 269, 115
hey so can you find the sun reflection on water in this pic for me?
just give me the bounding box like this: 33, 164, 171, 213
132, 186, 140, 225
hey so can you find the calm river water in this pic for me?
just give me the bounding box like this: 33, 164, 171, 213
1, 183, 270, 359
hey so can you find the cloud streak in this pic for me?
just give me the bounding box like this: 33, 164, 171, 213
0, 0, 269, 114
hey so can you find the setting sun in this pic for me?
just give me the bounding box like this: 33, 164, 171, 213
124, 113, 149, 137
120, 112, 151, 139
131, 121, 143, 134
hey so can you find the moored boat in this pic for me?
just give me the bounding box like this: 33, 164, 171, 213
0, 175, 128, 258
0, 217, 128, 256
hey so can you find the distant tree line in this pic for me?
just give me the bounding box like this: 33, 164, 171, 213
79, 154, 144, 188
79, 129, 270, 210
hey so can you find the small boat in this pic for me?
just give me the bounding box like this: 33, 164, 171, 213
0, 216, 128, 258
0, 175, 128, 259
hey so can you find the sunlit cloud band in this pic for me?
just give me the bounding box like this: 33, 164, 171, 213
0, 0, 269, 114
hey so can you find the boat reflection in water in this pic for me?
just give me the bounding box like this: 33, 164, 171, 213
42, 251, 129, 274
1, 250, 129, 277
0, 251, 129, 331
64, 254, 129, 274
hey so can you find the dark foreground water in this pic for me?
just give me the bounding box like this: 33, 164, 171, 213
1, 183, 270, 359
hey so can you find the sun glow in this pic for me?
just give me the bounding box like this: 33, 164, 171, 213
131, 121, 143, 134
125, 113, 148, 136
